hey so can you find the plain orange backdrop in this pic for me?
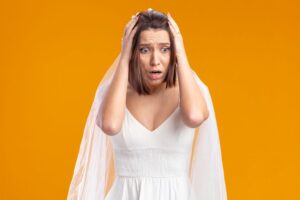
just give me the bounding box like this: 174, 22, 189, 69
1, 0, 299, 199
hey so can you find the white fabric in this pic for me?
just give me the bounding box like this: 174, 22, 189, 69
67, 52, 227, 199
105, 102, 194, 199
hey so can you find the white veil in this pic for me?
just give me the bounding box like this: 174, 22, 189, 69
67, 51, 227, 199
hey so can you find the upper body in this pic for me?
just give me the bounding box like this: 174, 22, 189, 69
96, 10, 209, 136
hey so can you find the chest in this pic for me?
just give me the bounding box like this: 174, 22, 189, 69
126, 88, 180, 132
111, 104, 196, 151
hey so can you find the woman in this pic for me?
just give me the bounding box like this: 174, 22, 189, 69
67, 9, 227, 200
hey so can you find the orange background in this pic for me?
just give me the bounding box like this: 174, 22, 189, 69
1, 0, 299, 199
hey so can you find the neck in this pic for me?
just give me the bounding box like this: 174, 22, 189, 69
148, 82, 167, 95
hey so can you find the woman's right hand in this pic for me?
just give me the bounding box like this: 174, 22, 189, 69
120, 13, 139, 62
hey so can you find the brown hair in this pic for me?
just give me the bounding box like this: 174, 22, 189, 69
128, 9, 177, 95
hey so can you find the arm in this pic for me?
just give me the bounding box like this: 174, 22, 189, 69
177, 53, 209, 128
96, 57, 129, 136
167, 13, 209, 128
96, 14, 139, 135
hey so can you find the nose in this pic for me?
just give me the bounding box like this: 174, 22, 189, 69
150, 50, 160, 66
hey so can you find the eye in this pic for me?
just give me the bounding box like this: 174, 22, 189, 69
161, 47, 170, 53
139, 47, 170, 54
139, 47, 149, 54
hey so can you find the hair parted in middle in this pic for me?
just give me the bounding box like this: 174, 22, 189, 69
128, 9, 178, 95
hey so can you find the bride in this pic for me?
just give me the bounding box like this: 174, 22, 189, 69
67, 8, 227, 200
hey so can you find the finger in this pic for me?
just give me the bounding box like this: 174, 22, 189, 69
125, 18, 138, 38
121, 24, 138, 50
168, 20, 180, 36
127, 14, 138, 25
123, 16, 136, 33
168, 20, 177, 35
129, 24, 138, 38
129, 15, 139, 30
168, 17, 179, 31
127, 15, 139, 30
167, 13, 180, 31
167, 14, 176, 30
124, 15, 139, 37
124, 16, 136, 34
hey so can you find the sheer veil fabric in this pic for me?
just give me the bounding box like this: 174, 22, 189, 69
67, 52, 227, 199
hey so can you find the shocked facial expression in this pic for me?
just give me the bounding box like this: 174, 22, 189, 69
138, 29, 171, 88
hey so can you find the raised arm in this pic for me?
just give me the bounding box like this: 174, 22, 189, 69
167, 13, 209, 128
96, 57, 129, 136
96, 14, 139, 135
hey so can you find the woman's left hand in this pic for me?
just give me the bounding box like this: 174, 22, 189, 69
167, 13, 187, 60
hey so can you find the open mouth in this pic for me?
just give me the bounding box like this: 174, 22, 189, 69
149, 70, 162, 74
148, 70, 163, 80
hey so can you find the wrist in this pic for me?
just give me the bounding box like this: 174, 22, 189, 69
118, 55, 130, 67
177, 52, 189, 67
119, 54, 130, 65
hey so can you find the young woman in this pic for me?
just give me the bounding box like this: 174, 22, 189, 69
67, 9, 227, 200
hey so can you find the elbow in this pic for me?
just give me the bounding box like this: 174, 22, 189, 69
96, 115, 121, 136
203, 109, 209, 120
102, 123, 120, 136
188, 110, 209, 128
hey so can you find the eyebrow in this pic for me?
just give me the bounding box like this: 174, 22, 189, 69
139, 42, 170, 46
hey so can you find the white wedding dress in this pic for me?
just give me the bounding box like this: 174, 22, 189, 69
67, 63, 227, 199
104, 103, 196, 200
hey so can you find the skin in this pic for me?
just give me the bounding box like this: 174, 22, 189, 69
97, 12, 209, 136
126, 28, 180, 132
138, 28, 173, 93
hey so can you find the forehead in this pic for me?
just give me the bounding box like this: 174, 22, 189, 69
139, 29, 170, 45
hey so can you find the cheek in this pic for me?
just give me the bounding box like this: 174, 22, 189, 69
162, 56, 170, 67
139, 55, 149, 64
163, 52, 171, 61
138, 58, 147, 72
139, 57, 150, 71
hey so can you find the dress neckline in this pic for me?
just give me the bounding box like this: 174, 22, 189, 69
125, 105, 179, 134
